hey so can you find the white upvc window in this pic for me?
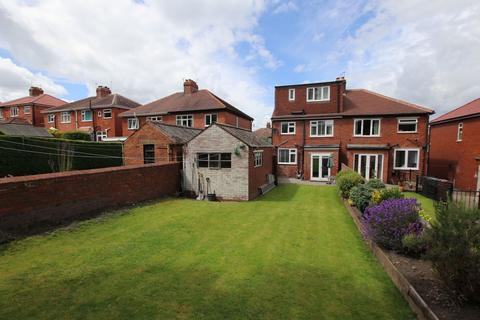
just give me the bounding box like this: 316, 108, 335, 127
394, 148, 420, 170
397, 118, 418, 133
288, 88, 295, 101
61, 112, 71, 123
81, 110, 92, 122
310, 120, 334, 137
278, 148, 297, 164
457, 123, 463, 141
47, 114, 55, 123
10, 107, 19, 117
306, 86, 330, 102
254, 151, 263, 167
354, 118, 381, 137
176, 114, 193, 127
103, 109, 112, 119
0, 110, 3, 119
205, 114, 217, 126
24, 106, 31, 114
128, 118, 139, 130
147, 116, 162, 122
280, 121, 296, 135
96, 131, 108, 141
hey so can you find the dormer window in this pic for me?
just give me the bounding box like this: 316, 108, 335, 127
288, 88, 295, 101
306, 86, 330, 102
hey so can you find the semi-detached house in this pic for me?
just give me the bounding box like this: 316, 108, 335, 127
272, 77, 434, 184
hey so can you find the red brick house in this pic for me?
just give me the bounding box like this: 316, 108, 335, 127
254, 122, 273, 144
42, 86, 140, 141
119, 79, 253, 136
0, 87, 65, 127
123, 121, 201, 165
272, 77, 434, 184
429, 98, 480, 190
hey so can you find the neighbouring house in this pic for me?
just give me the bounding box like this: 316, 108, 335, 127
123, 121, 201, 165
119, 79, 254, 136
0, 118, 52, 137
0, 87, 66, 127
429, 98, 480, 190
254, 122, 273, 144
271, 77, 434, 184
183, 123, 274, 201
42, 86, 140, 141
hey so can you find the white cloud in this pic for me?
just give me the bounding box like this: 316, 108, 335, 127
293, 64, 306, 72
0, 0, 276, 125
0, 57, 67, 101
345, 0, 480, 116
272, 1, 298, 14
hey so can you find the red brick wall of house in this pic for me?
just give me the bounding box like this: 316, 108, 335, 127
0, 163, 180, 236
0, 104, 49, 126
429, 117, 480, 190
272, 115, 429, 183
123, 123, 183, 165
248, 147, 274, 200
121, 110, 253, 137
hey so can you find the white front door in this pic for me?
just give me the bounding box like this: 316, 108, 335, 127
354, 154, 384, 181
311, 153, 331, 181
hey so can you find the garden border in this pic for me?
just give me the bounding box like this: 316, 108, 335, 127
344, 200, 439, 320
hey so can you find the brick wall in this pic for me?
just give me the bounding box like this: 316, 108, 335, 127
248, 147, 274, 200
0, 163, 180, 237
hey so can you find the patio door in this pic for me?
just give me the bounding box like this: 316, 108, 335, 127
311, 153, 331, 181
354, 154, 383, 181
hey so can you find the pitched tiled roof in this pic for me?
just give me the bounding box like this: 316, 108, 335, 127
0, 94, 66, 108
431, 98, 480, 124
42, 94, 140, 113
254, 127, 272, 141
119, 89, 253, 120
0, 121, 52, 137
151, 122, 201, 144
216, 123, 271, 147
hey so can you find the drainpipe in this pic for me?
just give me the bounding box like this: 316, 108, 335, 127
31, 104, 35, 126
90, 100, 96, 141
425, 117, 431, 177
75, 110, 78, 130
301, 118, 306, 179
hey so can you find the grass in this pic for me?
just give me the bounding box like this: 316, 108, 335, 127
404, 191, 436, 220
0, 185, 414, 319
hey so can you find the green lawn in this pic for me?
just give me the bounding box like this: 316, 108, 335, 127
0, 185, 414, 319
404, 191, 436, 220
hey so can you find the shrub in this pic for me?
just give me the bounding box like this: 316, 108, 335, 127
402, 233, 428, 257
349, 185, 373, 213
371, 187, 404, 204
48, 127, 62, 138
61, 131, 92, 141
363, 198, 423, 251
426, 202, 480, 304
336, 170, 364, 198
365, 179, 385, 189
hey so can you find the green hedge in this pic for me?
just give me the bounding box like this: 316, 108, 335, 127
0, 136, 123, 177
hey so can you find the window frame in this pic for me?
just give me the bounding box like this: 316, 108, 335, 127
143, 144, 155, 164
103, 109, 112, 119
176, 114, 194, 127
254, 150, 263, 167
61, 112, 71, 123
24, 105, 31, 114
310, 120, 334, 137
95, 131, 108, 141
127, 118, 139, 130
353, 118, 381, 137
457, 122, 463, 142
397, 117, 418, 133
205, 113, 218, 127
10, 106, 19, 117
288, 88, 295, 101
197, 153, 231, 169
81, 110, 93, 122
393, 148, 420, 170
47, 114, 55, 123
278, 148, 297, 165
280, 121, 296, 135
306, 86, 330, 102
0, 110, 3, 119
147, 116, 162, 122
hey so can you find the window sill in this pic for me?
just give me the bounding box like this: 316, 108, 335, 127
280, 133, 296, 135
397, 131, 417, 134
394, 167, 419, 171
278, 162, 297, 165
353, 135, 381, 138
310, 135, 334, 138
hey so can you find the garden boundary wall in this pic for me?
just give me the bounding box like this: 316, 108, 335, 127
0, 163, 180, 240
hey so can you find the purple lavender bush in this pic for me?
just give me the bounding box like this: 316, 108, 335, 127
363, 198, 424, 251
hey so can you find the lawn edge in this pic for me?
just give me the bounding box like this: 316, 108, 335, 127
343, 200, 439, 320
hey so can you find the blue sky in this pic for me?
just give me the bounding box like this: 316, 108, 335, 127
1, 0, 479, 127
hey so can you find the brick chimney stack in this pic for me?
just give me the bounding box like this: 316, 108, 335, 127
96, 86, 112, 98
29, 86, 44, 97
336, 76, 346, 113
183, 79, 198, 94
266, 122, 271, 128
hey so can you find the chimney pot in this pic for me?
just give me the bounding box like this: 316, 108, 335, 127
29, 86, 44, 97
96, 85, 112, 98
266, 122, 271, 128
183, 79, 198, 94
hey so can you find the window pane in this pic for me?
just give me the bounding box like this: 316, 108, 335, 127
372, 120, 379, 135
395, 150, 406, 168
363, 120, 371, 135
322, 86, 329, 100
314, 87, 321, 100
354, 154, 359, 172
377, 155, 383, 179
279, 149, 288, 163
355, 120, 362, 135
407, 151, 418, 168
307, 88, 313, 100
289, 150, 296, 163
281, 123, 288, 133
310, 122, 317, 135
